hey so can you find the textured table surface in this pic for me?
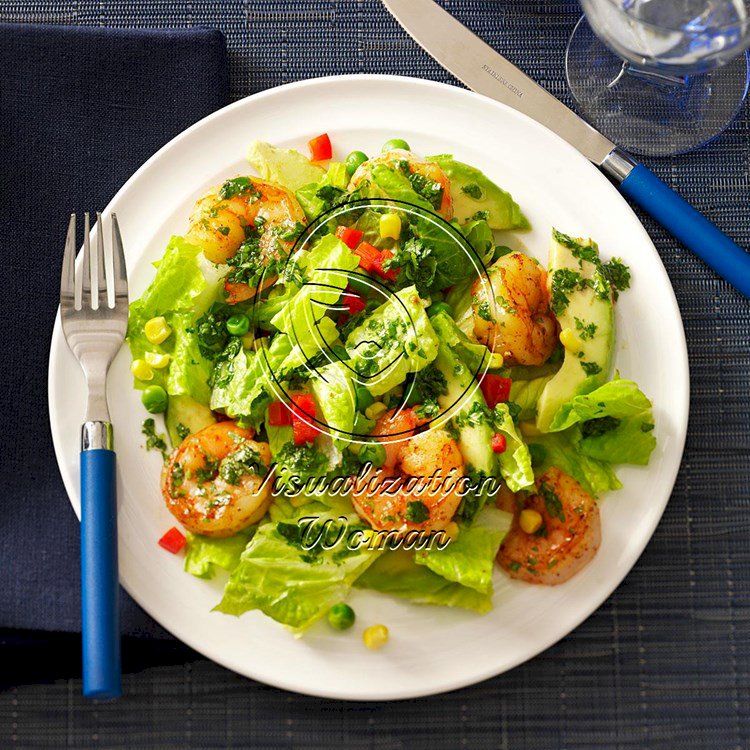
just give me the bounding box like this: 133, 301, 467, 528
2, 1, 749, 748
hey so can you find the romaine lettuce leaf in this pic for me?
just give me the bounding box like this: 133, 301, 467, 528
510, 375, 555, 421
310, 361, 357, 445
430, 310, 503, 373
209, 346, 270, 428
365, 164, 434, 211
215, 513, 380, 631
548, 379, 657, 464
246, 140, 325, 192
354, 549, 493, 614
128, 236, 220, 405
184, 529, 254, 580
492, 403, 535, 492
415, 507, 511, 594
461, 218, 495, 263
345, 285, 439, 395
295, 162, 350, 221
526, 428, 622, 497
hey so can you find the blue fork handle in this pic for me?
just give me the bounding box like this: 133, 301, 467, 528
619, 163, 750, 299
80, 448, 121, 699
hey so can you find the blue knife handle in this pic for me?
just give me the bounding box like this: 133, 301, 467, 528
80, 448, 121, 699
620, 163, 750, 298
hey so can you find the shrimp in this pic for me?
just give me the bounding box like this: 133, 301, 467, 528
497, 466, 601, 585
162, 421, 273, 537
348, 149, 454, 220
472, 252, 558, 366
185, 177, 306, 304
351, 408, 465, 534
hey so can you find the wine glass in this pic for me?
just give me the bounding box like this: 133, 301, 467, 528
566, 0, 750, 155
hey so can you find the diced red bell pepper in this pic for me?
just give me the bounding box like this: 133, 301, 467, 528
308, 133, 332, 162
343, 287, 366, 316
291, 394, 320, 445
479, 374, 512, 408
372, 248, 398, 282
335, 225, 364, 250
491, 433, 507, 454
353, 241, 381, 273
158, 527, 186, 554
268, 401, 292, 427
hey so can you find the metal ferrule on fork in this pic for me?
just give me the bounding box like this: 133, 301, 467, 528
81, 421, 114, 451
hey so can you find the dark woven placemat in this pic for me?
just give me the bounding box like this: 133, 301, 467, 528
1, 1, 748, 748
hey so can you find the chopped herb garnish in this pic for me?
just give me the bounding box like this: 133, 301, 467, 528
219, 176, 261, 201
602, 258, 631, 300
539, 482, 565, 522
171, 462, 185, 487
405, 500, 430, 524
175, 423, 191, 441
219, 444, 267, 485
461, 182, 483, 200
574, 317, 597, 340
142, 418, 169, 461
580, 360, 602, 376
581, 416, 621, 438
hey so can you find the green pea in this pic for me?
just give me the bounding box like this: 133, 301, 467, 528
327, 602, 356, 631
356, 386, 375, 411
382, 138, 410, 152
345, 150, 368, 176
226, 314, 250, 336
427, 301, 454, 318
142, 385, 168, 414
359, 442, 386, 468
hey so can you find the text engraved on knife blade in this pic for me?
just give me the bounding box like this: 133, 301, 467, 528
481, 64, 524, 98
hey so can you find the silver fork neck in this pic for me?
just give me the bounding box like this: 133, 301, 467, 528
82, 420, 114, 451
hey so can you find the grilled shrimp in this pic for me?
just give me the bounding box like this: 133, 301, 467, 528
162, 421, 273, 537
351, 408, 465, 534
497, 467, 601, 585
472, 252, 558, 366
186, 177, 306, 304
348, 149, 453, 220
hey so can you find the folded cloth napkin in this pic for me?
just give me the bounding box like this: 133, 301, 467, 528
0, 23, 229, 638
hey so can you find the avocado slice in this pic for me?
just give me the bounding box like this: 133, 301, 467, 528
536, 230, 614, 432
165, 394, 216, 448
427, 155, 529, 230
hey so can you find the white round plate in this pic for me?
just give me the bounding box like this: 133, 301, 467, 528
49, 75, 689, 700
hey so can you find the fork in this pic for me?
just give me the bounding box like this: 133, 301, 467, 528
60, 212, 128, 699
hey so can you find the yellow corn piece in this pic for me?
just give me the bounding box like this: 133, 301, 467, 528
145, 351, 170, 369
130, 359, 154, 381
379, 213, 401, 240
363, 624, 389, 650
144, 316, 172, 345
365, 402, 388, 421
519, 508, 543, 535
559, 327, 582, 354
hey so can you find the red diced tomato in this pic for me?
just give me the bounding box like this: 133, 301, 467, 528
335, 225, 364, 250
372, 248, 398, 282
343, 288, 366, 316
267, 401, 292, 426
291, 394, 320, 445
491, 433, 507, 454
308, 133, 332, 162
353, 241, 381, 273
479, 374, 512, 408
158, 527, 186, 554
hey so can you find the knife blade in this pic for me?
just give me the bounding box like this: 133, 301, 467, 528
382, 0, 750, 298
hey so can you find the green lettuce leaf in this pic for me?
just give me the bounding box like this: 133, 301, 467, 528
365, 164, 434, 211
310, 361, 357, 445
345, 285, 439, 396
215, 514, 380, 631
510, 375, 555, 421
491, 403, 535, 492
128, 236, 220, 405
184, 530, 254, 580
209, 346, 270, 428
246, 140, 325, 192
526, 429, 622, 497
547, 379, 657, 464
354, 549, 493, 614
415, 507, 511, 594
295, 162, 351, 221
429, 310, 503, 373
461, 218, 495, 263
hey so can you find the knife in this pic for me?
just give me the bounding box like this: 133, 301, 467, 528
382, 0, 750, 298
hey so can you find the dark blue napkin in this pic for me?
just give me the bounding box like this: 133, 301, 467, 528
0, 23, 229, 638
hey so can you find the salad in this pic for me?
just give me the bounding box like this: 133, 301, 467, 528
127, 134, 656, 641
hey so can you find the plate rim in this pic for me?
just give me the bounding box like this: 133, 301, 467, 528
48, 73, 690, 700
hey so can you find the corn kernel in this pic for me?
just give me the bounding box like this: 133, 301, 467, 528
363, 624, 389, 650
443, 521, 460, 542
241, 332, 255, 349
519, 508, 543, 535
519, 421, 542, 438
379, 213, 401, 240
130, 359, 154, 381
365, 402, 388, 420
145, 351, 170, 369
144, 316, 172, 345
559, 327, 582, 354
